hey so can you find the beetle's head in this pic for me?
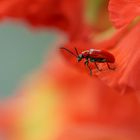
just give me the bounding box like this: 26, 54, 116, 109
77, 54, 83, 62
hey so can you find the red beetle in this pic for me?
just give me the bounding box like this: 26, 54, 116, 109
61, 47, 115, 75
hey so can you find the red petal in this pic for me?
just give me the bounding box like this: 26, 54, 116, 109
0, 0, 83, 36
98, 22, 140, 93
109, 0, 140, 28
45, 54, 140, 137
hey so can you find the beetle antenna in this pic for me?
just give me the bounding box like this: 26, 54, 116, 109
60, 47, 77, 57
74, 48, 79, 56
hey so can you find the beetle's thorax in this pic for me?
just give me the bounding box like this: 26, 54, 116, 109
89, 48, 101, 53
81, 50, 90, 58
81, 49, 100, 57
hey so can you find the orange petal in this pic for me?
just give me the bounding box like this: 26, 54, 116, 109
45, 54, 140, 139
109, 0, 140, 28
98, 22, 140, 93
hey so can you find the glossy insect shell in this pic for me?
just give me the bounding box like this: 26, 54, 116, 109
81, 50, 90, 57
82, 49, 115, 63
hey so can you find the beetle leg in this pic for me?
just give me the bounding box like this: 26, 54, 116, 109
84, 60, 92, 76
106, 63, 115, 70
87, 63, 92, 76
84, 59, 88, 65
94, 62, 102, 71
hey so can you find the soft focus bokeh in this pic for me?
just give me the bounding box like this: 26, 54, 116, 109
0, 21, 59, 98
0, 0, 140, 140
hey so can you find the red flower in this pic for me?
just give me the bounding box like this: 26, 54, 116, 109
1, 0, 140, 139
108, 0, 140, 28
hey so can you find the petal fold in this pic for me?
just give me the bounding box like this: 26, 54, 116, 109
98, 22, 140, 93
109, 0, 140, 28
